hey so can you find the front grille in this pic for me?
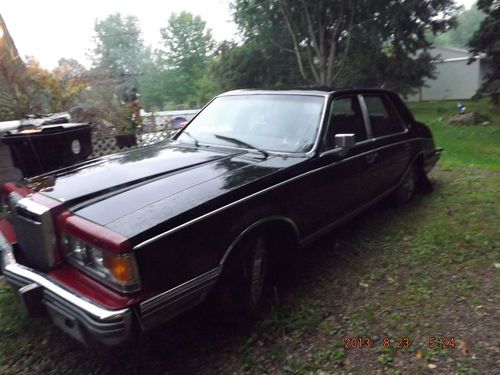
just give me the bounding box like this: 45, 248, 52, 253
9, 192, 56, 271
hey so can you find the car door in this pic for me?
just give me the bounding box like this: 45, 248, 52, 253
289, 94, 373, 238
359, 93, 412, 199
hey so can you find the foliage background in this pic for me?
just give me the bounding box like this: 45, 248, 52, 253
0, 1, 497, 121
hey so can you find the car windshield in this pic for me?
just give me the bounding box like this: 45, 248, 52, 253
176, 94, 325, 153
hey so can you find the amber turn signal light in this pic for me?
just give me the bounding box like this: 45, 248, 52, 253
104, 255, 139, 285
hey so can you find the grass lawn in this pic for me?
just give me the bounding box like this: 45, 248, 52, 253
0, 100, 499, 374
408, 99, 500, 170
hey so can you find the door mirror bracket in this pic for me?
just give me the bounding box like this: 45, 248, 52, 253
334, 134, 355, 157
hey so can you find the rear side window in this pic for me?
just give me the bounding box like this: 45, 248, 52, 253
363, 95, 405, 137
325, 96, 367, 148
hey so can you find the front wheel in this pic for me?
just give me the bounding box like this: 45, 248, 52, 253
214, 233, 270, 321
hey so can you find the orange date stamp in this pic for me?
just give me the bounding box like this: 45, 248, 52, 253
343, 337, 410, 350
428, 337, 456, 349
343, 336, 457, 350
343, 337, 373, 349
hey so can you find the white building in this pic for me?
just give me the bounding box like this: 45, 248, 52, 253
408, 46, 489, 101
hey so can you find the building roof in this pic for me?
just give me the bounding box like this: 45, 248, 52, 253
431, 45, 484, 62
433, 46, 469, 55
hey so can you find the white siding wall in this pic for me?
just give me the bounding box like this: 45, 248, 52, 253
418, 59, 481, 101
407, 46, 485, 101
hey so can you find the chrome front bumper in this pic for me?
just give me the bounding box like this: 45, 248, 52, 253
0, 234, 133, 346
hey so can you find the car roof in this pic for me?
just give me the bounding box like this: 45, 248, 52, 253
219, 89, 332, 97
218, 88, 398, 98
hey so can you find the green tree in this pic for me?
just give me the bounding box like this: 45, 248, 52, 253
433, 4, 486, 48
232, 0, 458, 92
91, 13, 145, 99
234, 0, 355, 85
88, 13, 150, 132
334, 31, 437, 95
136, 47, 166, 111
468, 0, 500, 106
159, 11, 215, 106
211, 41, 301, 91
213, 1, 304, 90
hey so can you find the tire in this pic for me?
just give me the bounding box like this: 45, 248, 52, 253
214, 233, 270, 321
393, 165, 417, 205
417, 168, 434, 194
247, 236, 268, 309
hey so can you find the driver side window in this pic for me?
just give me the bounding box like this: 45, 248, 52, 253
324, 96, 367, 149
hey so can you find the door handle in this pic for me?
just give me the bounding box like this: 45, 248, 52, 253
366, 152, 378, 164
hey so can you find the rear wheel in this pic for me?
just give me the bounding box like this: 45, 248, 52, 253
393, 165, 417, 205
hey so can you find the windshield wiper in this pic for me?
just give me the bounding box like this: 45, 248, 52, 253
181, 130, 199, 147
214, 134, 269, 159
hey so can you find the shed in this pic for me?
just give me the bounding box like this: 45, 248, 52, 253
408, 46, 490, 101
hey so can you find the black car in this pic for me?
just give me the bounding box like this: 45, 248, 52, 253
0, 89, 441, 346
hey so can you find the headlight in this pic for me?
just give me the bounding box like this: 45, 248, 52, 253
63, 234, 140, 292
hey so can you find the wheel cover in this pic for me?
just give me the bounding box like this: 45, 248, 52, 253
401, 170, 416, 201
250, 237, 267, 304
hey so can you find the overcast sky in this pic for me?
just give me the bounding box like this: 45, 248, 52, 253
2, 0, 477, 69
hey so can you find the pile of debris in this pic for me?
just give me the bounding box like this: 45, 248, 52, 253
447, 112, 491, 126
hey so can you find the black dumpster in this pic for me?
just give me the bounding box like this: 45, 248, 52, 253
1, 123, 92, 178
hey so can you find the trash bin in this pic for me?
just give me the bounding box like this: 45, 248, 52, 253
0, 120, 23, 183
1, 123, 92, 178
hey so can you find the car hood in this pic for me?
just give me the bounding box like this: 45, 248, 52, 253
30, 143, 230, 203
27, 143, 304, 237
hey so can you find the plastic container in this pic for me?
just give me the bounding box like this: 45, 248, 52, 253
1, 123, 92, 177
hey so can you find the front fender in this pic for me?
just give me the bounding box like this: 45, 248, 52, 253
222, 214, 300, 266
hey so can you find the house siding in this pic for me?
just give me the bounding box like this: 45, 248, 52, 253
418, 59, 481, 101
407, 46, 487, 101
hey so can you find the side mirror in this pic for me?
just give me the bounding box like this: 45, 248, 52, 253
334, 133, 355, 156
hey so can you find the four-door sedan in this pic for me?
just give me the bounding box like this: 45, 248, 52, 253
0, 89, 441, 345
